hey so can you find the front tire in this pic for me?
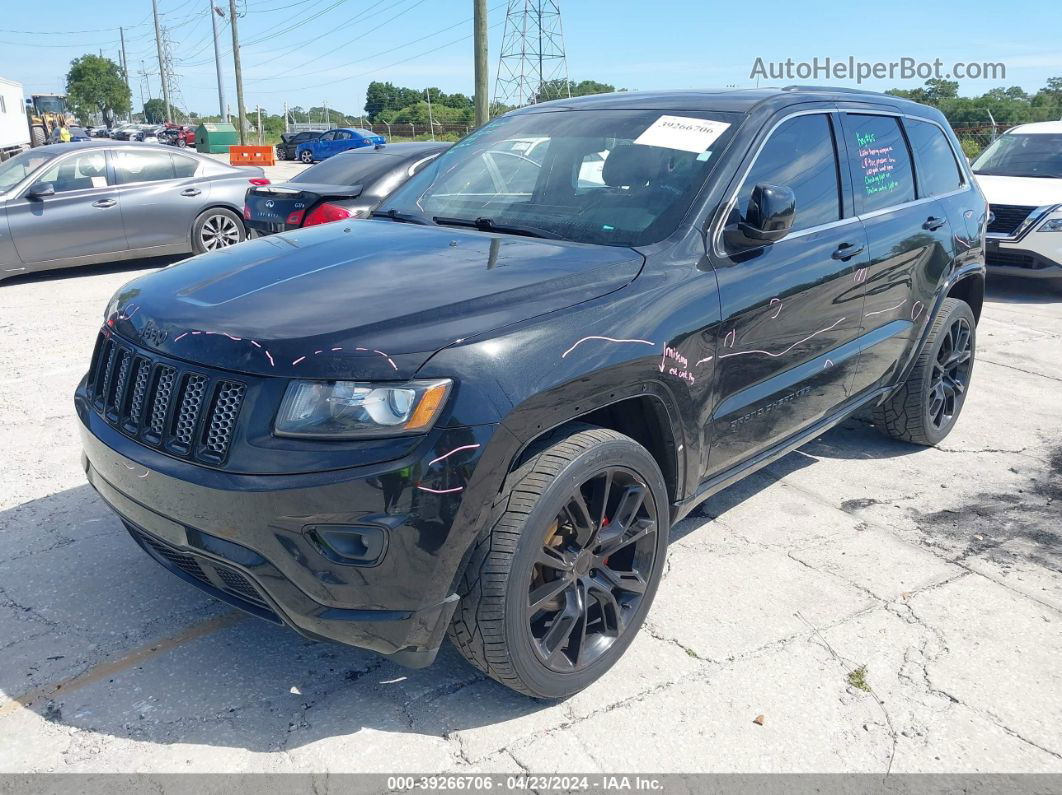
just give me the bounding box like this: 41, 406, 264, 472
192, 208, 246, 254
299, 149, 314, 164
448, 425, 669, 699
873, 297, 976, 446
275, 144, 286, 161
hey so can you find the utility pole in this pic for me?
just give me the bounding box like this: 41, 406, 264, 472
138, 60, 148, 119
209, 0, 227, 119
228, 0, 247, 143
473, 0, 488, 125
120, 27, 131, 122
256, 105, 262, 145
152, 0, 173, 122
425, 88, 435, 141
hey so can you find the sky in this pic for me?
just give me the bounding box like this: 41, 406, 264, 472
2, 0, 1061, 121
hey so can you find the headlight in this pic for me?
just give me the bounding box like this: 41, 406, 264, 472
275, 378, 451, 438
1038, 218, 1062, 232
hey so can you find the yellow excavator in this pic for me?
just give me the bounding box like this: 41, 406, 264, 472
26, 94, 76, 147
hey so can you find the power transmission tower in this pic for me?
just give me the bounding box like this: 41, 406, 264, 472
492, 0, 570, 111
162, 27, 183, 120
151, 0, 173, 122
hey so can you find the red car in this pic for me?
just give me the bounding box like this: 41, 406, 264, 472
161, 124, 196, 148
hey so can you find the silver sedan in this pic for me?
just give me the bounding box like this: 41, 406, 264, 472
0, 142, 266, 282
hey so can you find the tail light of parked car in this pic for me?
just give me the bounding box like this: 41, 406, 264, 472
303, 203, 355, 227
248, 178, 271, 186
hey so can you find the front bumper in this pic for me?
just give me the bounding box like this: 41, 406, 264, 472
78, 396, 498, 667
986, 235, 1062, 281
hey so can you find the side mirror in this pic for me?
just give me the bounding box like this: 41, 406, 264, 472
28, 182, 56, 199
724, 183, 796, 248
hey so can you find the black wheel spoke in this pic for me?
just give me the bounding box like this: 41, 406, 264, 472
539, 585, 583, 663
586, 577, 623, 635
536, 545, 572, 571
529, 578, 572, 614
564, 490, 596, 547
596, 519, 655, 560
610, 484, 646, 532
596, 565, 647, 595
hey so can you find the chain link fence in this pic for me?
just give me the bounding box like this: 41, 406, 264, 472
951, 124, 1010, 161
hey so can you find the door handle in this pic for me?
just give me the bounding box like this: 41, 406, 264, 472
923, 216, 946, 231
180, 188, 202, 197
91, 199, 117, 208
831, 242, 865, 260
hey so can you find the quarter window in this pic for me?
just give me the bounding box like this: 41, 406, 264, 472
172, 154, 198, 178
113, 151, 176, 184
737, 114, 841, 232
34, 152, 109, 192
905, 119, 963, 197
846, 114, 915, 212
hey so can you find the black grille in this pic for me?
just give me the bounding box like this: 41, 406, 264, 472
986, 249, 1042, 269
85, 331, 246, 465
988, 204, 1036, 236
128, 525, 277, 618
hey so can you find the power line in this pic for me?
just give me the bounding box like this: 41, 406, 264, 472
242, 0, 428, 76
244, 1, 504, 82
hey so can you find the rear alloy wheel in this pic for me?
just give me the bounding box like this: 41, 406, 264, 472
192, 208, 245, 254
873, 297, 976, 445
448, 425, 669, 699
299, 149, 314, 164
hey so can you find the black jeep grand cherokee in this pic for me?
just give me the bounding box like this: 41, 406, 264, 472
77, 87, 987, 699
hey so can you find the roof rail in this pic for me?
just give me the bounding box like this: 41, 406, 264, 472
781, 85, 886, 96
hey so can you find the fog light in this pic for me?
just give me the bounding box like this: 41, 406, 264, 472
306, 524, 386, 566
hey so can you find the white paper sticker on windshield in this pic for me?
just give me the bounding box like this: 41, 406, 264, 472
634, 115, 731, 154
91, 176, 107, 188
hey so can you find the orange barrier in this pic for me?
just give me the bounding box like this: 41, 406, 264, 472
228, 146, 275, 166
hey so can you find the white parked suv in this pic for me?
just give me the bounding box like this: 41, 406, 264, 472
972, 121, 1062, 289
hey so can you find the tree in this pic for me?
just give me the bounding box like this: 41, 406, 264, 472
536, 78, 616, 102
142, 98, 167, 123
66, 55, 131, 126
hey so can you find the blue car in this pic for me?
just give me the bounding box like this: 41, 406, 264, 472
295, 127, 386, 163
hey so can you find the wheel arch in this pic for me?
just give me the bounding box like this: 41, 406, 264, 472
945, 271, 985, 323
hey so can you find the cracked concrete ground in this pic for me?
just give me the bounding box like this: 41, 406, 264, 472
0, 260, 1060, 774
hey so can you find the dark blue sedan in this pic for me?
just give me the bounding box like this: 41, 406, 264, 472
294, 127, 386, 163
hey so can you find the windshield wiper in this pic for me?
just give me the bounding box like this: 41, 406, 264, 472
370, 208, 431, 225
432, 215, 566, 240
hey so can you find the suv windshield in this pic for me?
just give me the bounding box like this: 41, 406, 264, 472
378, 108, 741, 246
973, 133, 1062, 178
0, 150, 55, 193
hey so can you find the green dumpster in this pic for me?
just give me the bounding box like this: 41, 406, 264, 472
195, 122, 238, 154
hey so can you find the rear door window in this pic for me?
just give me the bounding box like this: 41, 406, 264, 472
736, 113, 841, 233
845, 114, 916, 212
113, 151, 176, 184
905, 119, 963, 197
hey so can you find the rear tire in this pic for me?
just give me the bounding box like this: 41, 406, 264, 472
31, 126, 46, 147
873, 297, 976, 446
448, 424, 669, 699
192, 208, 246, 254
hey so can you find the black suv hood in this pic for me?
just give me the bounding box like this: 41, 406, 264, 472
108, 220, 643, 379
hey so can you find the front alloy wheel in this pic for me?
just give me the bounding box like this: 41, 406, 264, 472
448, 425, 669, 699
528, 468, 658, 672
